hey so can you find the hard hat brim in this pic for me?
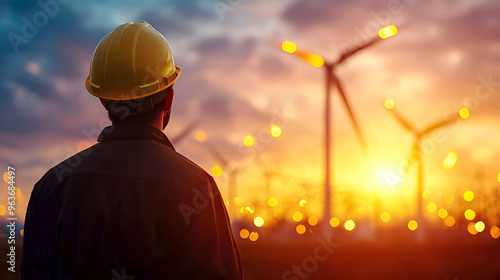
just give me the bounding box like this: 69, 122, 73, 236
86, 66, 181, 101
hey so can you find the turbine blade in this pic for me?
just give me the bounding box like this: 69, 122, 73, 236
170, 118, 202, 145
334, 75, 367, 153
387, 107, 416, 133
420, 116, 458, 137
336, 37, 380, 64
294, 49, 325, 67
206, 142, 228, 167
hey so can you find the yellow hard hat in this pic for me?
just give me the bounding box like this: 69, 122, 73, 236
85, 20, 181, 101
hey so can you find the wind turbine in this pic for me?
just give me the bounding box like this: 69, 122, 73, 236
195, 136, 239, 218
170, 118, 202, 145
386, 104, 465, 225
281, 25, 398, 231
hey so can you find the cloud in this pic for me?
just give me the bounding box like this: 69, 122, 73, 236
1, 0, 499, 224
282, 0, 345, 29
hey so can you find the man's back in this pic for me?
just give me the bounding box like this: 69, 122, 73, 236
21, 125, 242, 279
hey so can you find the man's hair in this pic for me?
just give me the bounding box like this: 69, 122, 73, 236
107, 87, 171, 125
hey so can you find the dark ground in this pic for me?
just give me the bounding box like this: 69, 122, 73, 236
238, 238, 500, 280
2, 237, 499, 279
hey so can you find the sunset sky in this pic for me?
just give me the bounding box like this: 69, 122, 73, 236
1, 0, 499, 225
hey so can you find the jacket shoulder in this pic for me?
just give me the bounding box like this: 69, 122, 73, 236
44, 140, 213, 187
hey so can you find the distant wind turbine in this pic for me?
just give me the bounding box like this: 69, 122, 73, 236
170, 118, 201, 145
281, 25, 399, 231
386, 104, 465, 223
199, 140, 239, 218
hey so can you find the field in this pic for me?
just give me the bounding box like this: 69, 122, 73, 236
2, 235, 499, 280
239, 238, 500, 280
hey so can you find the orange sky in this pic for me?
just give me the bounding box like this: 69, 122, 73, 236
1, 0, 500, 226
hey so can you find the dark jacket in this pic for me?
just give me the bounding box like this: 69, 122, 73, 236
21, 125, 243, 280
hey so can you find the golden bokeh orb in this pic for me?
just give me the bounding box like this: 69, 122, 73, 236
381, 212, 391, 223
408, 220, 418, 231
296, 224, 306, 235
330, 217, 340, 228
254, 216, 265, 228
344, 220, 356, 231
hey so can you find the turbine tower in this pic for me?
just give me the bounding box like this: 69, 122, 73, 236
386, 104, 464, 224
282, 25, 398, 232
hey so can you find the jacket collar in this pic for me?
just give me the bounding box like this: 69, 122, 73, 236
97, 125, 175, 151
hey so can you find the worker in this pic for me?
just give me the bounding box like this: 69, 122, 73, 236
21, 21, 243, 280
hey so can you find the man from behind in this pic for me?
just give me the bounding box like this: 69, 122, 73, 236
21, 21, 242, 280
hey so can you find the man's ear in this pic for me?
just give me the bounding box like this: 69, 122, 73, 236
163, 87, 174, 112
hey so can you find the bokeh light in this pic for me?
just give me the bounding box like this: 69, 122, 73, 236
296, 224, 306, 234
244, 135, 255, 147
463, 190, 474, 202
468, 222, 478, 235
427, 202, 437, 213
423, 190, 432, 200
378, 25, 398, 39
308, 53, 325, 68
299, 200, 308, 207
3, 172, 9, 183
438, 209, 448, 219
293, 211, 303, 222
249, 232, 259, 241
240, 229, 249, 239
459, 108, 470, 119
234, 197, 241, 206
268, 197, 278, 207
0, 205, 6, 216
308, 216, 318, 226
442, 152, 457, 169
475, 221, 485, 233
444, 194, 455, 204
408, 220, 418, 231
212, 166, 223, 177
445, 216, 456, 227
194, 130, 207, 142
491, 226, 500, 239
15, 187, 24, 202
330, 217, 340, 228
464, 209, 476, 221
20, 229, 24, 237
270, 125, 282, 138
344, 220, 356, 231
384, 98, 395, 109
282, 41, 297, 53
381, 212, 391, 223
254, 216, 265, 227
